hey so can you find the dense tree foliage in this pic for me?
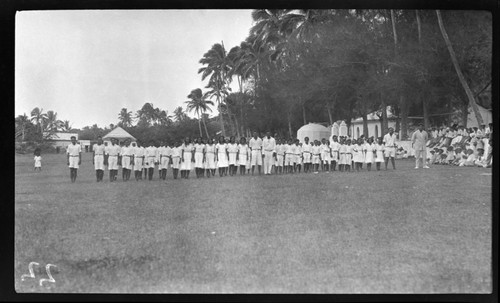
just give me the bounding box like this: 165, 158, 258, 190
199, 9, 491, 139
17, 9, 491, 151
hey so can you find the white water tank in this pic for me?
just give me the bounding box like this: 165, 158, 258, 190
297, 123, 331, 144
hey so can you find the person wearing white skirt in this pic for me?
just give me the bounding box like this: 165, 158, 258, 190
194, 137, 205, 178
180, 137, 194, 179
375, 137, 385, 171
216, 136, 228, 177
364, 138, 375, 171
227, 136, 239, 176
344, 139, 353, 172
338, 139, 346, 172
238, 137, 250, 175
352, 139, 364, 172
275, 139, 285, 174
205, 139, 216, 177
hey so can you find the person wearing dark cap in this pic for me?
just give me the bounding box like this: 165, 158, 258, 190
66, 136, 82, 182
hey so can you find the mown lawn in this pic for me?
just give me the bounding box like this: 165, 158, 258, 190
14, 152, 491, 293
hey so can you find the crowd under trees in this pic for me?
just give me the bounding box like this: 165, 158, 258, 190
16, 10, 491, 150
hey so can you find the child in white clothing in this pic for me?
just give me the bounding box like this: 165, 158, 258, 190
33, 148, 42, 172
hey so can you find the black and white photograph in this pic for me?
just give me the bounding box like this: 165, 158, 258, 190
13, 8, 493, 294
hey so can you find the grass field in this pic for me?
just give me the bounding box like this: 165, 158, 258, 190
14, 152, 492, 293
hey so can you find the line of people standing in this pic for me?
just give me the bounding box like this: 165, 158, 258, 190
64, 128, 405, 182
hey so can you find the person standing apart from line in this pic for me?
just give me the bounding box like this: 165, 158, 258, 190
412, 123, 430, 169
249, 132, 263, 175
92, 136, 105, 182
33, 148, 42, 172
66, 136, 82, 183
383, 127, 398, 170
105, 138, 121, 182
262, 131, 276, 175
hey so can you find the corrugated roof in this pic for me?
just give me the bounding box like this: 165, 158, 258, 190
103, 126, 136, 140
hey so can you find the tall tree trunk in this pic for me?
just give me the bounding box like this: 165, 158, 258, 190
400, 95, 408, 140
416, 10, 428, 130
436, 10, 484, 127
380, 92, 388, 134
460, 99, 469, 127
218, 96, 226, 137
197, 113, 203, 137
362, 113, 369, 137
233, 114, 241, 138
327, 103, 333, 125
202, 115, 210, 139
288, 111, 293, 139
416, 10, 422, 44
390, 9, 398, 56
302, 103, 307, 125
422, 90, 430, 130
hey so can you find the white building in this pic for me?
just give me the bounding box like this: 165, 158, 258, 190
297, 123, 331, 143
45, 132, 79, 153
349, 107, 399, 140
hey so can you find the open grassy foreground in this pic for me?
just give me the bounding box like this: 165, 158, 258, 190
15, 152, 491, 293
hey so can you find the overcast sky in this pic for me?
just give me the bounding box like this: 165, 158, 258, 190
15, 10, 254, 129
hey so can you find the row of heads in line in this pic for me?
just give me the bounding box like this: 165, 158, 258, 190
86, 135, 386, 148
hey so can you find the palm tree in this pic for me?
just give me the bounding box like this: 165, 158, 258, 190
30, 107, 48, 135
173, 106, 187, 123
436, 10, 483, 127
60, 120, 72, 132
118, 108, 133, 127
157, 110, 173, 126
186, 88, 214, 138
136, 103, 156, 127
45, 110, 62, 132
15, 114, 30, 141
198, 42, 232, 136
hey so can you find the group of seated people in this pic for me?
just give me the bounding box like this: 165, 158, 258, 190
425, 123, 493, 168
